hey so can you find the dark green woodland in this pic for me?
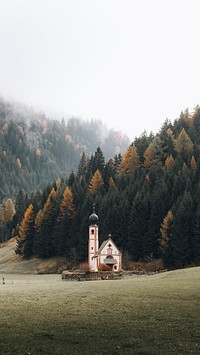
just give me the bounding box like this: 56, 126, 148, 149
1, 99, 200, 269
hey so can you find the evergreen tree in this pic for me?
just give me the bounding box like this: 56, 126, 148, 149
127, 190, 150, 260
35, 188, 58, 258
55, 186, 76, 256
77, 151, 87, 181
172, 191, 194, 267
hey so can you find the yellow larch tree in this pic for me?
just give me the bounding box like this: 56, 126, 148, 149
88, 169, 104, 195
165, 155, 175, 169
190, 155, 197, 171
17, 204, 35, 258
59, 186, 76, 218
118, 144, 139, 175
160, 210, 174, 254
143, 136, 163, 168
108, 176, 116, 189
175, 128, 193, 160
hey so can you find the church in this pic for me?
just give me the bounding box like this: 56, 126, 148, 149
88, 206, 122, 272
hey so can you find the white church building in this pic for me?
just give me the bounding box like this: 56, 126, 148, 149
88, 206, 122, 272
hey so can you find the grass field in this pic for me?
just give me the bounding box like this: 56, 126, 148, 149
0, 268, 200, 355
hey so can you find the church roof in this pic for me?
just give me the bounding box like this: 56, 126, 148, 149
89, 205, 98, 226
96, 240, 108, 255
96, 236, 122, 255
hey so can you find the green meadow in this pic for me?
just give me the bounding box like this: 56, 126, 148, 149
0, 268, 200, 355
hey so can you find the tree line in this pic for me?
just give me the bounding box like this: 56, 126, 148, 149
2, 106, 200, 269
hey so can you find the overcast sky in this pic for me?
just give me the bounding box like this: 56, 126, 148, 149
0, 0, 200, 140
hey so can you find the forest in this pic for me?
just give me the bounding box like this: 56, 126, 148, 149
1, 104, 200, 269
0, 97, 129, 201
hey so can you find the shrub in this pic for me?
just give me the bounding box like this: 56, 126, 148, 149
98, 263, 111, 271
79, 262, 90, 271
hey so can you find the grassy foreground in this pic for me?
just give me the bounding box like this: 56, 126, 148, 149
0, 268, 200, 355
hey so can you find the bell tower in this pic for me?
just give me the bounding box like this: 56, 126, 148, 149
88, 205, 99, 272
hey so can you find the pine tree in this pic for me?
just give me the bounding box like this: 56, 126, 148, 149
4, 198, 15, 224
88, 169, 104, 195
143, 136, 164, 168
77, 151, 87, 180
172, 191, 194, 267
55, 186, 76, 256
165, 155, 175, 169
127, 190, 150, 260
160, 210, 174, 266
16, 204, 35, 258
4, 198, 16, 241
118, 144, 139, 175
35, 188, 58, 258
175, 128, 193, 163
108, 177, 116, 189
59, 186, 76, 218
190, 155, 197, 171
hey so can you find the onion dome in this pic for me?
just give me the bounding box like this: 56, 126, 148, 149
89, 205, 99, 225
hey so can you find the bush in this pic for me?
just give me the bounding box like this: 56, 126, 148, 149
79, 262, 90, 271
98, 263, 111, 271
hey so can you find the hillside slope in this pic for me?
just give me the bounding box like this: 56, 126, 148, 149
0, 97, 130, 201
0, 238, 66, 274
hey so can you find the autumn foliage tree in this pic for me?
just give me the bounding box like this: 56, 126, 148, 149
118, 144, 139, 175
175, 128, 193, 163
160, 210, 174, 266
88, 169, 104, 195
16, 204, 35, 258
165, 155, 175, 169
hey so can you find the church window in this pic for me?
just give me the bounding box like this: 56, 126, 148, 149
91, 229, 94, 235
107, 247, 112, 254
91, 247, 93, 250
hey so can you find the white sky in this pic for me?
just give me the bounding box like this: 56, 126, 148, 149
0, 0, 200, 140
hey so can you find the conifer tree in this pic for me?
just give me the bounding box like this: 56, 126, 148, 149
59, 186, 76, 218
35, 187, 58, 258
172, 191, 193, 267
16, 204, 35, 258
3, 198, 16, 241
165, 155, 175, 169
77, 151, 87, 180
160, 210, 174, 266
175, 128, 193, 162
55, 186, 76, 256
88, 169, 104, 195
190, 155, 197, 171
118, 144, 139, 175
4, 199, 15, 224
127, 190, 150, 260
143, 136, 164, 168
108, 177, 116, 189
